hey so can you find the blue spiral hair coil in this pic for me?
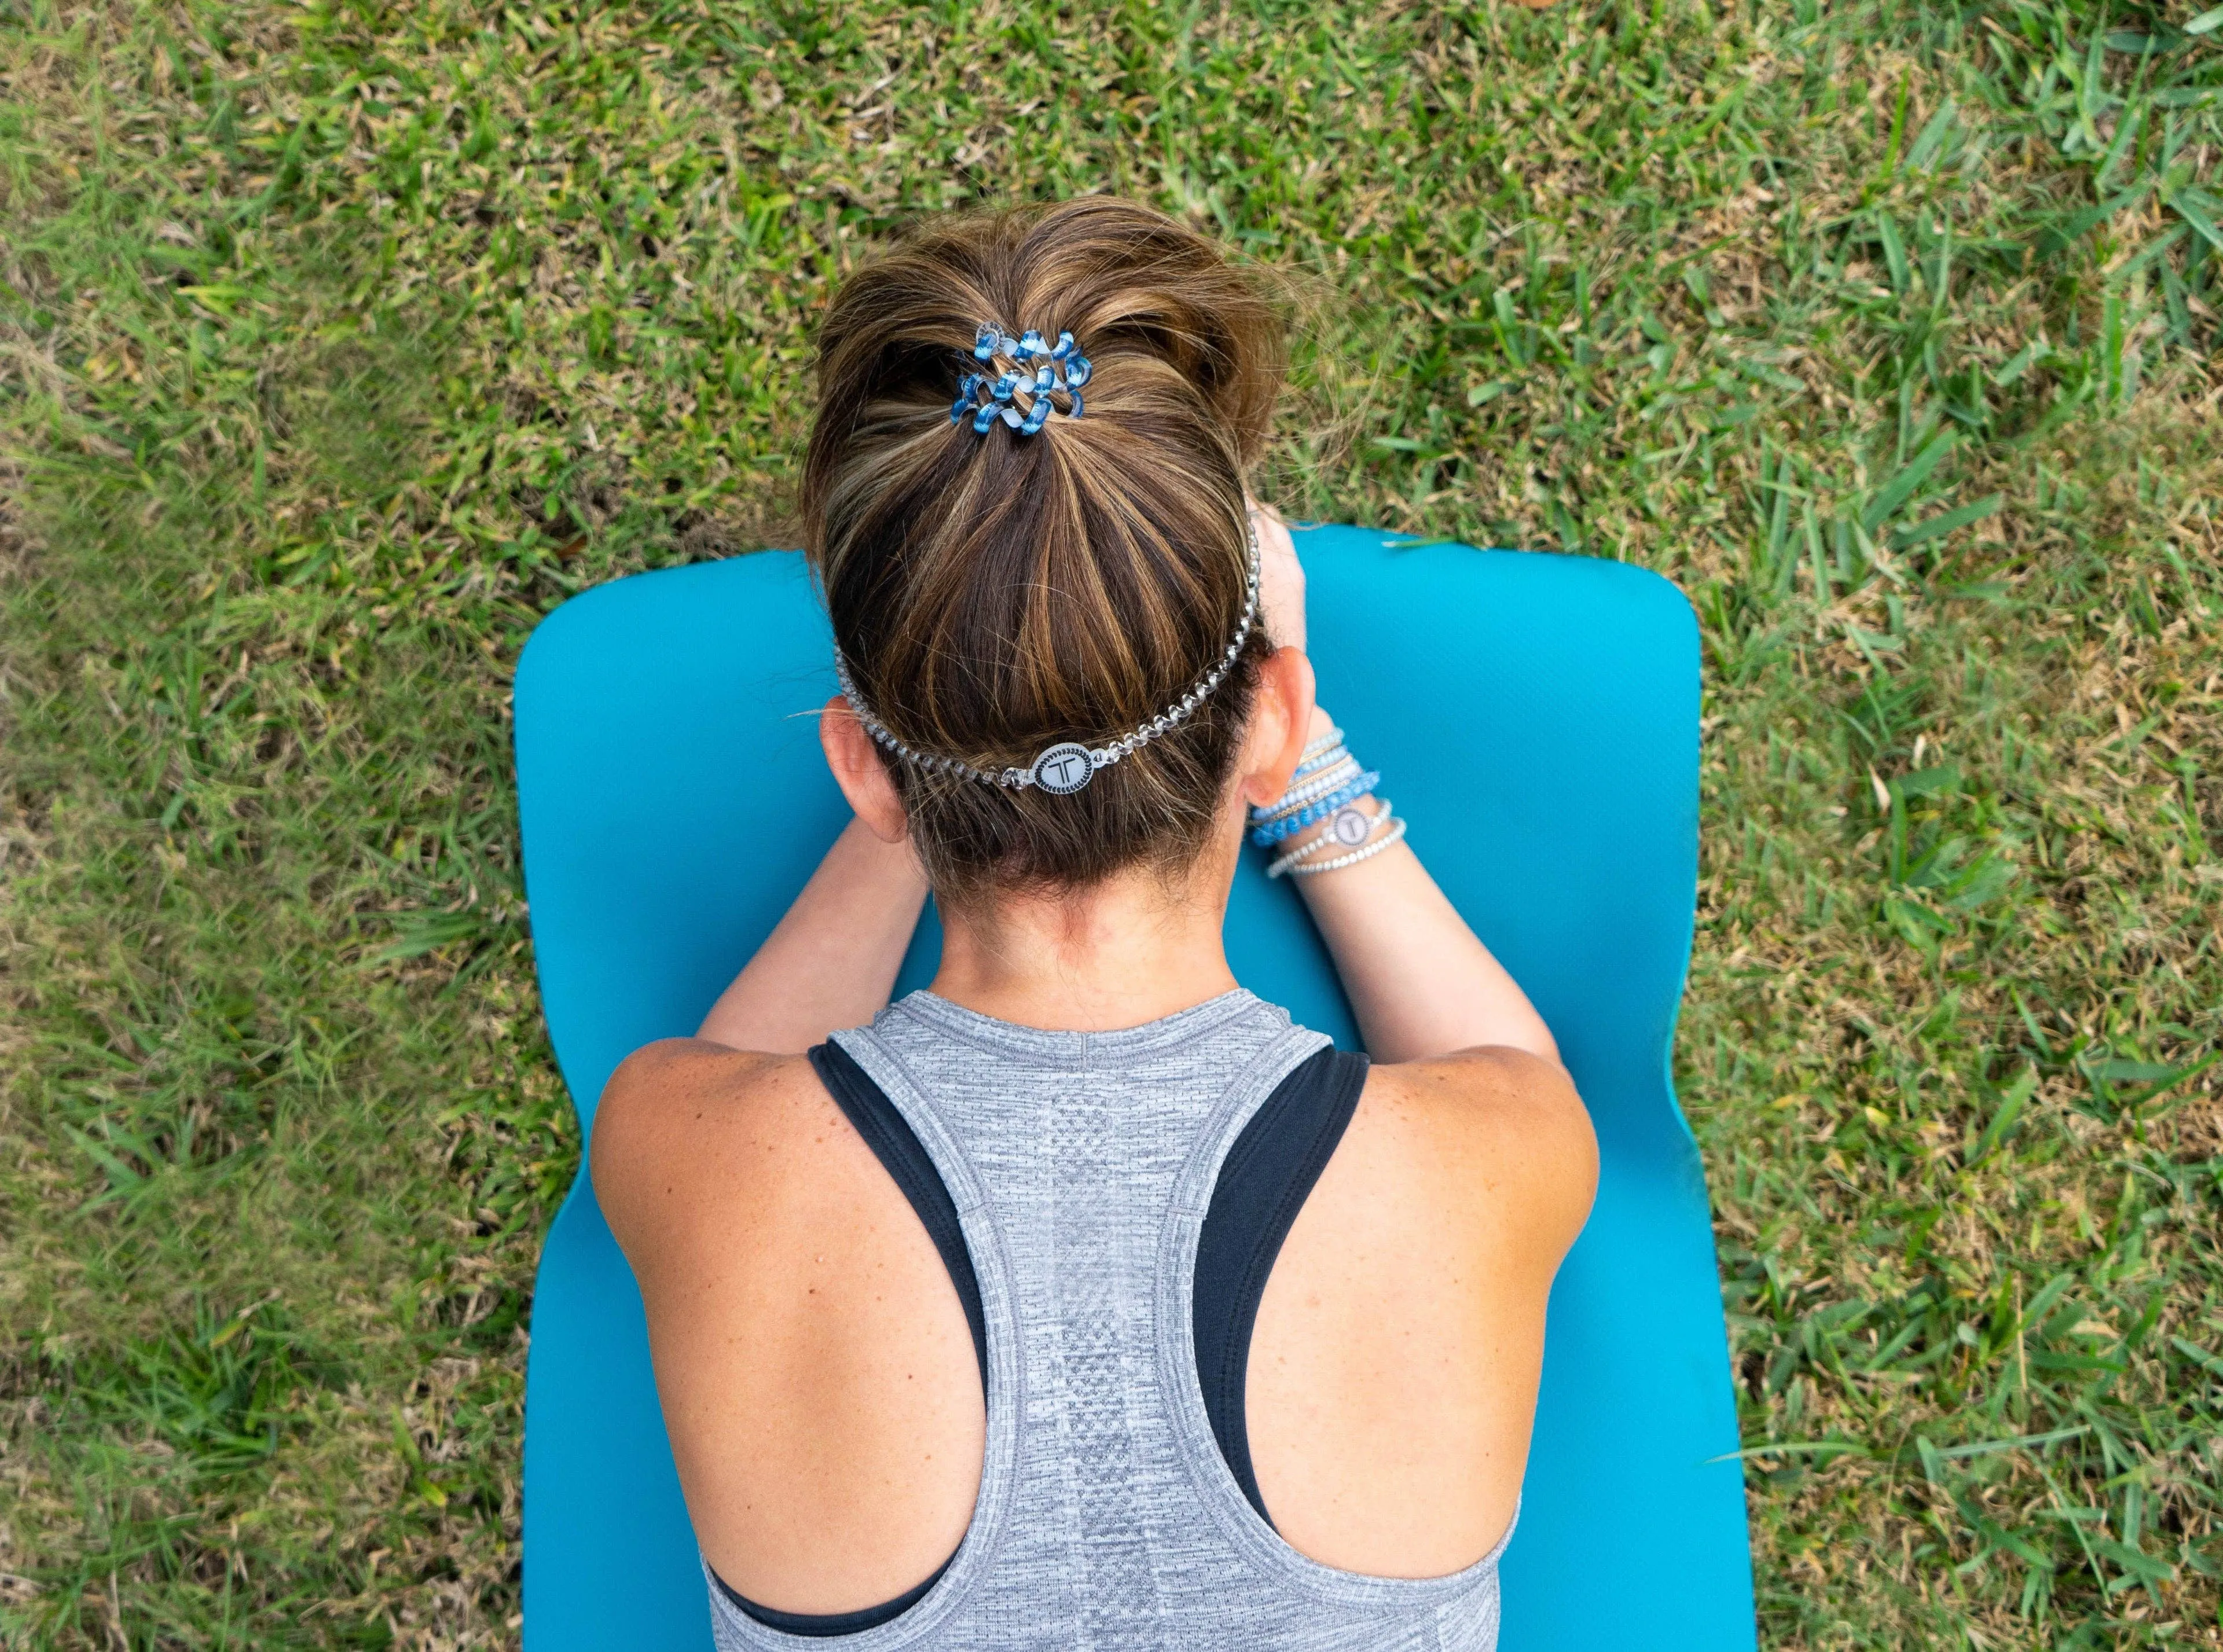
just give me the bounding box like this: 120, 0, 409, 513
951, 323, 1090, 435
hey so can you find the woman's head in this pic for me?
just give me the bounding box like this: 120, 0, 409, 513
802, 197, 1296, 905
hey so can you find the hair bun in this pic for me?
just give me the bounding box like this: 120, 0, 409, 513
801, 197, 1286, 902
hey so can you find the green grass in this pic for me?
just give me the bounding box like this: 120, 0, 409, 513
2, 0, 2218, 1644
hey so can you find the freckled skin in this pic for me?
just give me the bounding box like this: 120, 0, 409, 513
598, 1045, 988, 1614
597, 1037, 1591, 1607
1245, 1050, 1589, 1578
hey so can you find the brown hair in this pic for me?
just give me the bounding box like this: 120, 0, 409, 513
801, 197, 1286, 904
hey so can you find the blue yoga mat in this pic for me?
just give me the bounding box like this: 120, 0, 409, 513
513, 524, 1755, 1649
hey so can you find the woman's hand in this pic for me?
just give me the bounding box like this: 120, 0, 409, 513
1249, 495, 1305, 655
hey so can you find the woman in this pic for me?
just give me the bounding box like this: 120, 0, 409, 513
593, 197, 1597, 1649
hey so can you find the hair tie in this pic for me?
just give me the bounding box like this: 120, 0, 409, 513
950, 324, 1091, 435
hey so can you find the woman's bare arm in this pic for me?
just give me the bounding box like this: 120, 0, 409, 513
1281, 714, 1561, 1067
1248, 505, 1558, 1069
692, 817, 929, 1053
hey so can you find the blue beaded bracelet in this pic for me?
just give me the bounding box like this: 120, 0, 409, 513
1256, 755, 1363, 821
1248, 769, 1380, 846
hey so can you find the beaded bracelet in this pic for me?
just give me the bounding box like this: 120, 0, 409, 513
1287, 812, 1407, 877
1256, 755, 1363, 820
1251, 726, 1367, 841
1275, 753, 1348, 799
1249, 769, 1380, 846
1267, 798, 1395, 878
1256, 728, 1355, 821
1281, 728, 1349, 792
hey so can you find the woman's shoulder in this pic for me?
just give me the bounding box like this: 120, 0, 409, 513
1344, 1047, 1598, 1272
1245, 1045, 1594, 1570
594, 1037, 816, 1158
590, 1039, 853, 1264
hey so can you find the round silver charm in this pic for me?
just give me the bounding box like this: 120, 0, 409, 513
1327, 805, 1374, 847
1030, 741, 1096, 795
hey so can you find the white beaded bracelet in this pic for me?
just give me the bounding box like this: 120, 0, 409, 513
1286, 812, 1407, 877
1267, 798, 1399, 878
1256, 754, 1364, 821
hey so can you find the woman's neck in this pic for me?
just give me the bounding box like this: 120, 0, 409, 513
929, 856, 1240, 1034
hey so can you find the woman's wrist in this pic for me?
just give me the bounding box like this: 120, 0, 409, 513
1245, 703, 1403, 876
1276, 792, 1382, 858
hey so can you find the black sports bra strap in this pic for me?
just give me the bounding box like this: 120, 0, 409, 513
809, 1039, 989, 1385
710, 1552, 953, 1638
1193, 1045, 1370, 1530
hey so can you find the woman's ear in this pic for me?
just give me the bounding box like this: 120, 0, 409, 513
820, 696, 911, 843
1238, 647, 1316, 809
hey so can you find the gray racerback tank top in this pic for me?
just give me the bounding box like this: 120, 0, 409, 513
705, 987, 1512, 1650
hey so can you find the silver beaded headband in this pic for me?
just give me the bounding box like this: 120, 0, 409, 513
832, 523, 1263, 796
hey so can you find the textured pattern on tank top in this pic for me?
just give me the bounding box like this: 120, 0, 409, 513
705, 988, 1512, 1650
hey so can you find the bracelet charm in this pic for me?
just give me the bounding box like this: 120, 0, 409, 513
1324, 804, 1375, 848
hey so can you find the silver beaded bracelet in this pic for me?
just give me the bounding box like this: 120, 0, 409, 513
1255, 754, 1364, 821
1266, 798, 1401, 878
1286, 810, 1407, 878
1254, 727, 1360, 827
